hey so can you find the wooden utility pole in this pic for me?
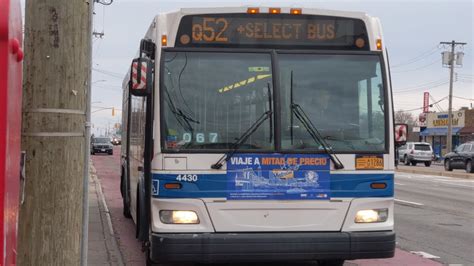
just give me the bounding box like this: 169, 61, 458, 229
18, 0, 91, 265
440, 40, 467, 152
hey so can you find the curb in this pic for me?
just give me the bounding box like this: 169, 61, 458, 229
89, 163, 125, 266
396, 167, 474, 179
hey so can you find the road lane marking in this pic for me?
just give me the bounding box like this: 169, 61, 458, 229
395, 198, 424, 206
396, 173, 474, 188
410, 251, 440, 259
394, 182, 405, 186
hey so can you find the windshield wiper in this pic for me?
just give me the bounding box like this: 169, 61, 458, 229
164, 85, 199, 133
291, 103, 344, 170
211, 86, 273, 170
290, 71, 294, 145
210, 110, 272, 169
267, 82, 273, 143
323, 135, 356, 151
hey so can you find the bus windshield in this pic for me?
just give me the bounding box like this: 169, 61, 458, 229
279, 53, 385, 152
162, 51, 386, 153
162, 51, 274, 151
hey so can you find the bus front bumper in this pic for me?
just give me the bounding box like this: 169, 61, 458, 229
150, 231, 395, 263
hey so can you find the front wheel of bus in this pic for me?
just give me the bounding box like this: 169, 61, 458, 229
318, 259, 345, 266
121, 170, 131, 218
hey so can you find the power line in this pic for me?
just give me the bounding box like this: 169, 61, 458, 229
429, 95, 444, 112
391, 46, 440, 68
396, 96, 448, 112
453, 95, 474, 101
92, 67, 123, 79
92, 84, 122, 93
393, 80, 449, 94
392, 58, 442, 73
393, 78, 447, 91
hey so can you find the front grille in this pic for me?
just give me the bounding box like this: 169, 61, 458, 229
95, 145, 110, 149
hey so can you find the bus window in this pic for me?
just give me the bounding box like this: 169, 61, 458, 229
278, 53, 386, 152
161, 52, 274, 151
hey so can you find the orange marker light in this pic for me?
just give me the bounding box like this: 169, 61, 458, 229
376, 39, 382, 50
290, 8, 302, 15
269, 8, 281, 14
370, 182, 387, 189
164, 183, 182, 189
247, 7, 260, 14
161, 35, 168, 46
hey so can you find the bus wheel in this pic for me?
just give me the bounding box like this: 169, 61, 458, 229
121, 170, 131, 218
317, 260, 345, 266
136, 181, 148, 241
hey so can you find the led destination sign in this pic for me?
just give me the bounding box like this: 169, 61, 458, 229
176, 14, 369, 49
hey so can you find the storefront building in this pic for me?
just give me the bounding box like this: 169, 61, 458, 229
420, 109, 474, 157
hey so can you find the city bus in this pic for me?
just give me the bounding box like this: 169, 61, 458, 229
0, 0, 23, 264
121, 7, 402, 265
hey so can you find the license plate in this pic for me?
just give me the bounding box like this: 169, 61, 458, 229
355, 155, 384, 170
101, 149, 105, 152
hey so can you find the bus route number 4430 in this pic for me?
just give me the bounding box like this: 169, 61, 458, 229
176, 174, 198, 182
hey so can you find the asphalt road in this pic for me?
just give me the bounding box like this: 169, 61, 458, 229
92, 146, 445, 266
394, 172, 474, 265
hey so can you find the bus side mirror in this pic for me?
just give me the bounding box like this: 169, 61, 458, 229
394, 123, 408, 147
129, 57, 153, 97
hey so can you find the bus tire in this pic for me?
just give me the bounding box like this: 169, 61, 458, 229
121, 169, 131, 218
136, 181, 148, 241
317, 259, 345, 266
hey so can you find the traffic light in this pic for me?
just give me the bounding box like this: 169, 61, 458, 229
112, 107, 115, 116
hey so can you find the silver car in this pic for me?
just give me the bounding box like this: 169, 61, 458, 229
398, 142, 434, 167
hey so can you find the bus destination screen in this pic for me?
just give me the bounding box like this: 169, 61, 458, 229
176, 14, 369, 49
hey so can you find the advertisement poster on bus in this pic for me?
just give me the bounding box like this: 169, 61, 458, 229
227, 154, 330, 200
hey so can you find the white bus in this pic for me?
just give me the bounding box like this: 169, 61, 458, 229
121, 7, 403, 265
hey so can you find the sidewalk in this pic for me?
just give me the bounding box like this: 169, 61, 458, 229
396, 165, 474, 179
88, 163, 124, 266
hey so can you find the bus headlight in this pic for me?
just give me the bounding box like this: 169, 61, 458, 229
160, 210, 199, 224
354, 209, 388, 223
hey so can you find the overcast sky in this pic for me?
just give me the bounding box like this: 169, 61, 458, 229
24, 0, 474, 135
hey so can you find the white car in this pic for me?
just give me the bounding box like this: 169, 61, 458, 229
398, 142, 434, 167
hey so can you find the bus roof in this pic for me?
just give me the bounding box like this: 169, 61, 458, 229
151, 7, 383, 51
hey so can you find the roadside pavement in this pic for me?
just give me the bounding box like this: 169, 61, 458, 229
397, 164, 474, 179
88, 162, 125, 266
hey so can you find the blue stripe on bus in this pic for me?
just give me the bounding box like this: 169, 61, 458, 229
152, 173, 394, 198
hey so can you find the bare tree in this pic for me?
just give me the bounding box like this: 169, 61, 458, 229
395, 110, 415, 125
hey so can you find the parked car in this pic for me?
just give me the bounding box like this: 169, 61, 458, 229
111, 136, 121, 145
444, 142, 474, 173
91, 137, 113, 155
398, 142, 434, 167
